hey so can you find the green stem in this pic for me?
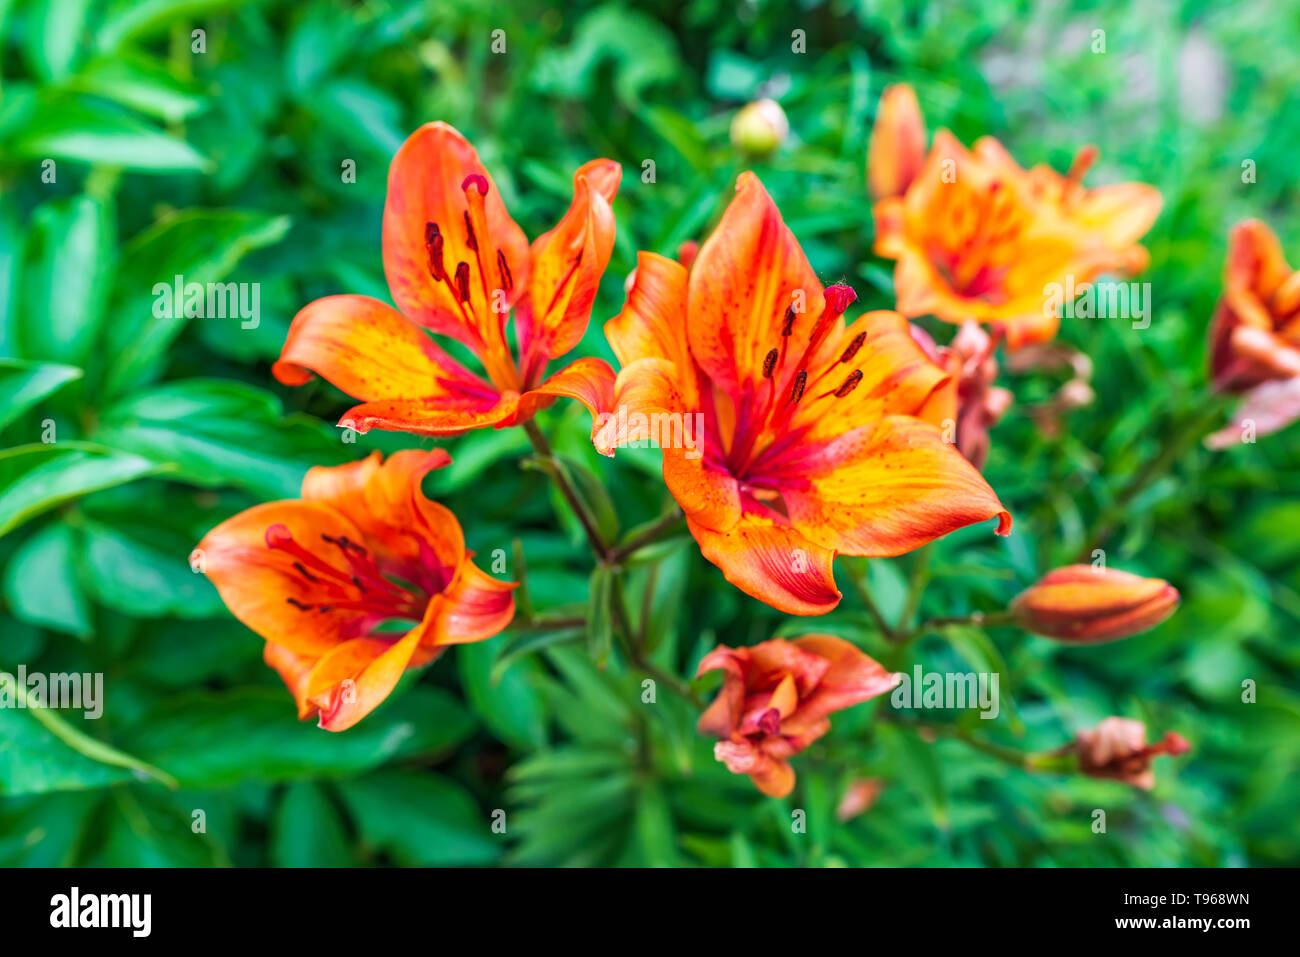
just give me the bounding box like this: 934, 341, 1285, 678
6, 676, 178, 789
523, 420, 611, 560
607, 508, 685, 565
848, 560, 897, 640
610, 575, 701, 707
898, 545, 932, 634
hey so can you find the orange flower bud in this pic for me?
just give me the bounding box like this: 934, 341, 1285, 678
1010, 565, 1179, 643
1075, 717, 1191, 790
868, 84, 927, 200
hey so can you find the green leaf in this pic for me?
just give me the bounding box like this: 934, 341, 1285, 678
337, 769, 501, 866
0, 359, 82, 432
96, 0, 253, 51
22, 0, 93, 81
272, 782, 353, 868
0, 675, 175, 794
12, 94, 208, 172
79, 520, 225, 619
491, 626, 584, 683
121, 686, 476, 788
98, 210, 291, 397
71, 54, 206, 123
95, 379, 345, 499
459, 634, 548, 750
2, 522, 92, 638
0, 199, 23, 356
0, 443, 161, 539
19, 195, 115, 365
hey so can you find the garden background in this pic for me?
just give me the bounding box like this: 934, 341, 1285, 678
1, 0, 1298, 867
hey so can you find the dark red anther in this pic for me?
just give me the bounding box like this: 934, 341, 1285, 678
293, 561, 319, 583
464, 210, 477, 251
834, 369, 864, 398
425, 222, 447, 281
762, 348, 779, 378
839, 331, 866, 363
286, 597, 314, 611
823, 284, 857, 315
455, 262, 471, 303
462, 173, 489, 196
781, 305, 797, 336
788, 369, 807, 404
497, 250, 513, 291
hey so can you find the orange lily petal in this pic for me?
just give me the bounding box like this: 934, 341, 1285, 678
196, 500, 374, 656
382, 122, 530, 353
688, 172, 826, 397
868, 84, 927, 200
605, 251, 695, 398
516, 159, 621, 374
339, 391, 521, 437
272, 294, 492, 402
514, 355, 617, 436
784, 635, 900, 732
425, 558, 517, 646
307, 629, 426, 732
687, 512, 840, 616
777, 414, 1012, 556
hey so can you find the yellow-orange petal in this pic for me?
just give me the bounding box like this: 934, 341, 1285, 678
272, 294, 491, 403
516, 159, 621, 372
339, 391, 521, 437
868, 84, 927, 201
687, 512, 840, 616
605, 251, 693, 386
776, 414, 1011, 557
424, 558, 517, 646
195, 500, 372, 656
687, 172, 826, 397
382, 122, 531, 352
308, 629, 426, 732
513, 356, 617, 439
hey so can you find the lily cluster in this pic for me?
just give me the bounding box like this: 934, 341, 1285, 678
190, 90, 1262, 800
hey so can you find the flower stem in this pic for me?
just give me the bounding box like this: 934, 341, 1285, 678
523, 420, 611, 561
607, 507, 686, 565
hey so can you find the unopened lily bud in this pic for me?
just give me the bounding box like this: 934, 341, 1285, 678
730, 99, 788, 158
1010, 565, 1179, 643
1075, 717, 1190, 790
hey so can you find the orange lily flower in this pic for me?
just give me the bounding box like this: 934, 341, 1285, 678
598, 173, 1011, 615
697, 636, 900, 797
1075, 717, 1190, 790
868, 84, 1160, 349
1010, 565, 1179, 644
193, 450, 515, 731
274, 122, 621, 438
1204, 220, 1300, 448
911, 320, 1013, 469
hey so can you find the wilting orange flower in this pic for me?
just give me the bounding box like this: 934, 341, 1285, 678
598, 173, 1011, 615
1075, 717, 1190, 790
697, 636, 900, 797
868, 84, 1160, 349
1205, 220, 1300, 448
911, 320, 1013, 469
1011, 565, 1179, 643
274, 122, 621, 438
193, 450, 515, 731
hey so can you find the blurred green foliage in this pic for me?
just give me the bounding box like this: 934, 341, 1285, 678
1, 0, 1298, 867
